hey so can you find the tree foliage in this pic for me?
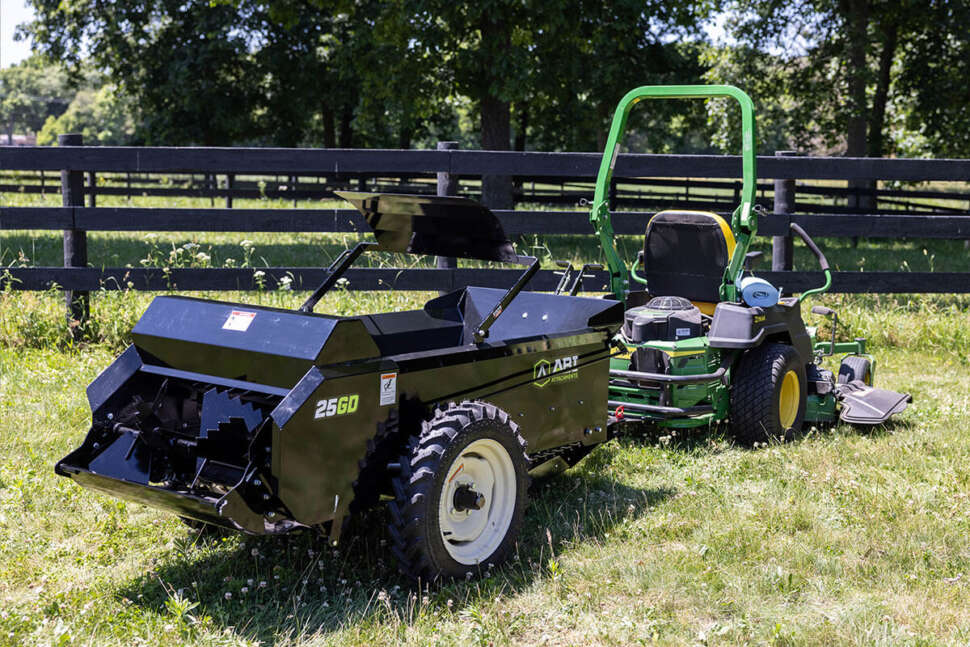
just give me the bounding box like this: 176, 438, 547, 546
0, 55, 71, 140
708, 0, 970, 157
19, 0, 714, 153
13, 0, 970, 159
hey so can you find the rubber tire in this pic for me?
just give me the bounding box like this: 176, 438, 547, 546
838, 355, 873, 386
387, 401, 530, 582
349, 409, 401, 515
730, 343, 807, 445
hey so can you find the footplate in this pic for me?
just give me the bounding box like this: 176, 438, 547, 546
836, 380, 912, 425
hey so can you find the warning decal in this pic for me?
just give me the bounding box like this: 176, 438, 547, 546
222, 310, 256, 332
380, 372, 397, 406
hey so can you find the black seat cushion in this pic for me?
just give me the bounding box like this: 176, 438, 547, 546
643, 211, 733, 303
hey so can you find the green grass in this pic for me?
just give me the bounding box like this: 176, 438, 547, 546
1, 338, 968, 645
2, 178, 970, 645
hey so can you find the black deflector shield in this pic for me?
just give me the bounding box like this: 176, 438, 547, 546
336, 191, 519, 263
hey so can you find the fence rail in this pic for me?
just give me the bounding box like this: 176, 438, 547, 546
1, 141, 969, 329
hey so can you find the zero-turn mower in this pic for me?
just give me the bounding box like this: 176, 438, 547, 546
588, 85, 911, 443
57, 192, 624, 580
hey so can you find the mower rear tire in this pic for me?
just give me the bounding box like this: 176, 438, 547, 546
387, 401, 530, 581
730, 343, 807, 445
838, 355, 873, 386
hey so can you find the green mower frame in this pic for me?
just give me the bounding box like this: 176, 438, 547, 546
588, 85, 910, 440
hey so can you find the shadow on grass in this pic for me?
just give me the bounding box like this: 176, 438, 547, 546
115, 466, 673, 644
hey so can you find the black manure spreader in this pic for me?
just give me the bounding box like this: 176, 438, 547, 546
56, 192, 623, 580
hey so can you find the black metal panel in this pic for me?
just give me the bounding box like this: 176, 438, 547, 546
86, 344, 143, 412
460, 287, 624, 343
336, 191, 519, 263
131, 296, 379, 388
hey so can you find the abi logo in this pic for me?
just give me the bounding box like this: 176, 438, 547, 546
533, 355, 579, 387
314, 394, 359, 419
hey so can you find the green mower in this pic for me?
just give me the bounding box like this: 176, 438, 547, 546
587, 85, 911, 443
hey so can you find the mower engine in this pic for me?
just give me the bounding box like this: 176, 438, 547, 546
622, 296, 702, 343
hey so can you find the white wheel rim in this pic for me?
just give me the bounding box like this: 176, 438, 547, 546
437, 438, 517, 565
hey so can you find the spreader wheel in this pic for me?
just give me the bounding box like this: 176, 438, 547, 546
838, 355, 873, 386
387, 401, 530, 581
730, 343, 807, 445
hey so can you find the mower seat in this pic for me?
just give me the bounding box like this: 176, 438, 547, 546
641, 210, 736, 314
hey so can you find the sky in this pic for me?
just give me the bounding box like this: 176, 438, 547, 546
1, 0, 33, 68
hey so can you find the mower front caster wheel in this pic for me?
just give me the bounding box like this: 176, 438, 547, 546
838, 355, 873, 385
730, 343, 807, 445
387, 401, 530, 581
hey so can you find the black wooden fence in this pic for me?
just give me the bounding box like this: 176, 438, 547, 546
1, 138, 969, 326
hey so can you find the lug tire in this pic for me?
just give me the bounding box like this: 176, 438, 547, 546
387, 401, 530, 582
730, 343, 807, 445
349, 409, 401, 515
838, 355, 873, 386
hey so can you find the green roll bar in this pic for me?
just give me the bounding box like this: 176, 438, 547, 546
589, 85, 758, 303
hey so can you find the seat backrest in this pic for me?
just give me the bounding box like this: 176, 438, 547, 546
643, 210, 736, 304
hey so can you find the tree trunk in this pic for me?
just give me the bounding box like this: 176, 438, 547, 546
842, 0, 873, 243
338, 105, 354, 148
479, 13, 513, 210
843, 0, 870, 158
868, 21, 899, 158
321, 107, 336, 148
514, 102, 528, 152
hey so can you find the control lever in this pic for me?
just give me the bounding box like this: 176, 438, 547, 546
810, 305, 838, 356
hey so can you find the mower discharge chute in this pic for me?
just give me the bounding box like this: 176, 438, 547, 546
589, 85, 911, 442
58, 192, 623, 580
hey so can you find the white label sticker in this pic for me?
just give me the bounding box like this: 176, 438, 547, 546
223, 310, 256, 331
675, 327, 691, 337
379, 372, 397, 406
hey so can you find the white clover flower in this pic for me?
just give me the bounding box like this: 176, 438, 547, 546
247, 579, 254, 586
240, 587, 249, 594
224, 592, 232, 600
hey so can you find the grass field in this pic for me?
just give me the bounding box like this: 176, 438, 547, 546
1, 333, 968, 646
2, 188, 970, 645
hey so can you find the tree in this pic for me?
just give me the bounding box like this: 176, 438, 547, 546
711, 0, 970, 159
409, 0, 715, 206
893, 1, 970, 158
23, 0, 260, 145
0, 55, 71, 142
36, 83, 135, 146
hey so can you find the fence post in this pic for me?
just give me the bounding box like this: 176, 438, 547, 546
225, 174, 234, 208
772, 150, 797, 271
436, 141, 459, 293
87, 171, 97, 207
59, 133, 88, 335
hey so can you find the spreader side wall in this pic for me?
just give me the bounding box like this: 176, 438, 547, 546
270, 364, 392, 527
396, 334, 613, 453
270, 332, 613, 529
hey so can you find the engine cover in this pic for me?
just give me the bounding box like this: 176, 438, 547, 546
622, 296, 702, 342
